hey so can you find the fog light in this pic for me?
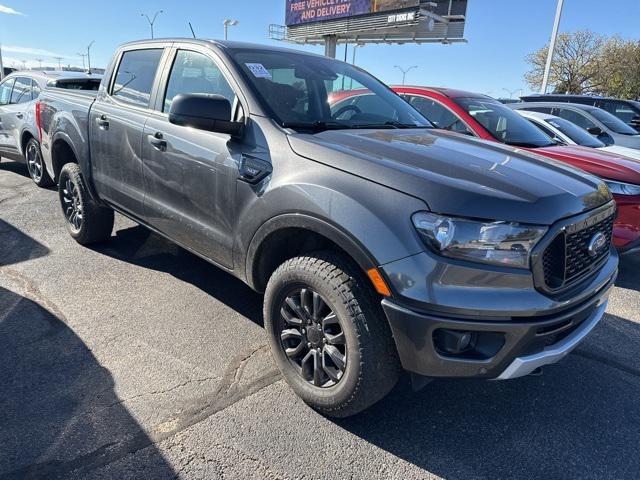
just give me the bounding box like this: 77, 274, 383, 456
434, 329, 476, 355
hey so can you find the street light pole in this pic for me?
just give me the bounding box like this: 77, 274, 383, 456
541, 0, 564, 94
54, 56, 63, 70
394, 65, 418, 85
223, 19, 239, 40
0, 44, 5, 80
87, 41, 95, 73
141, 10, 163, 39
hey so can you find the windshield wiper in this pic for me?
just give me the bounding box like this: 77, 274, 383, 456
281, 120, 350, 132
350, 121, 431, 129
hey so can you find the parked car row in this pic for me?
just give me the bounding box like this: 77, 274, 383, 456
0, 39, 629, 416
0, 70, 101, 185
331, 85, 640, 251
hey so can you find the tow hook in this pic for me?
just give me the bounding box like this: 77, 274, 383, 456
528, 367, 543, 377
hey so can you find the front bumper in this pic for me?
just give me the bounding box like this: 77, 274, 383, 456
381, 262, 616, 380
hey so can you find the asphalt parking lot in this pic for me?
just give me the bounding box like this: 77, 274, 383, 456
1, 159, 640, 480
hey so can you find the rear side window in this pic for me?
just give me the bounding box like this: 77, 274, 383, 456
0, 78, 14, 105
111, 48, 163, 108
55, 79, 102, 91
31, 82, 41, 100
597, 100, 638, 124
10, 77, 33, 104
554, 108, 597, 130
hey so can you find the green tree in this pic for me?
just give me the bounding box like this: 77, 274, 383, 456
596, 37, 640, 99
524, 30, 605, 94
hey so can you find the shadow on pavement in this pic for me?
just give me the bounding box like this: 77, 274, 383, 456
0, 287, 177, 480
90, 224, 264, 326
0, 159, 29, 179
0, 219, 50, 267
337, 312, 640, 479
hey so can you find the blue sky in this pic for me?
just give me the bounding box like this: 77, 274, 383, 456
1, 0, 638, 96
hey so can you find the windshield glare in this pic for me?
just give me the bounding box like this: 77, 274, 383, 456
229, 48, 431, 130
589, 108, 639, 135
547, 117, 605, 148
455, 97, 555, 147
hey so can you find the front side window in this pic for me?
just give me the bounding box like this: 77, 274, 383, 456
164, 50, 236, 112
0, 78, 14, 105
229, 48, 430, 130
406, 95, 473, 135
10, 77, 33, 104
455, 97, 555, 147
112, 48, 164, 108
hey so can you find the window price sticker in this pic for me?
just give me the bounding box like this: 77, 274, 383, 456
245, 63, 272, 79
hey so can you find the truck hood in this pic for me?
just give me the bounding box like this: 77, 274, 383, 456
535, 145, 640, 185
288, 129, 611, 225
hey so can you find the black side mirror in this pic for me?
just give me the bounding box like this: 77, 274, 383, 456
169, 93, 243, 136
587, 126, 603, 136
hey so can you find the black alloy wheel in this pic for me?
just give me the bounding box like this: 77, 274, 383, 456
279, 287, 347, 388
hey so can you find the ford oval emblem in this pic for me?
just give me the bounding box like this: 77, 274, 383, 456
587, 232, 607, 257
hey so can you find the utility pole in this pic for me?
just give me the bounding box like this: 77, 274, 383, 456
77, 52, 87, 70
87, 41, 95, 73
0, 44, 4, 80
223, 19, 239, 40
141, 10, 163, 39
541, 0, 565, 94
34, 58, 43, 69
54, 56, 63, 70
394, 65, 418, 85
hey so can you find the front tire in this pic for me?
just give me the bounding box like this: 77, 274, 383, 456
58, 163, 114, 245
264, 251, 400, 417
25, 138, 54, 187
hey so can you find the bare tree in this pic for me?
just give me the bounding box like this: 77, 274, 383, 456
524, 30, 605, 94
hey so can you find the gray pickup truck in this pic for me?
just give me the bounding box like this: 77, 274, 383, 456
37, 39, 618, 417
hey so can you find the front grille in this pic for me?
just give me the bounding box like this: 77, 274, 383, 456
541, 208, 615, 291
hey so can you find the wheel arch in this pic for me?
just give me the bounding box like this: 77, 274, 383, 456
246, 213, 378, 293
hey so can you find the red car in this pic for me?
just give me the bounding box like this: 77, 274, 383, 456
330, 86, 640, 251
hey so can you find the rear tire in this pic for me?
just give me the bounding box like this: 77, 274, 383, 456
264, 250, 400, 417
25, 138, 54, 187
58, 163, 114, 245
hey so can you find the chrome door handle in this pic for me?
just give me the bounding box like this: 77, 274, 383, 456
96, 114, 109, 130
148, 132, 167, 151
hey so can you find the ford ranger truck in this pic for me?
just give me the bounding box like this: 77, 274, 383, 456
36, 39, 618, 417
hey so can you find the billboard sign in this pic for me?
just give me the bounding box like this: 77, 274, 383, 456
285, 0, 420, 27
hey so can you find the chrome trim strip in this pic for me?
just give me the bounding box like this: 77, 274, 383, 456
496, 300, 608, 380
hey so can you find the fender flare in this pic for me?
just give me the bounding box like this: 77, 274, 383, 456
51, 132, 101, 203
245, 213, 378, 290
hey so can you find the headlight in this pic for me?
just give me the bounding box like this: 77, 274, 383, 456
412, 212, 547, 268
604, 180, 640, 196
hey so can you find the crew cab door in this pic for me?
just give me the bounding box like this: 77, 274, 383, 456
141, 46, 243, 268
89, 46, 167, 218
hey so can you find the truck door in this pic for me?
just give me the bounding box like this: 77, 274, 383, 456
141, 47, 243, 268
89, 47, 166, 219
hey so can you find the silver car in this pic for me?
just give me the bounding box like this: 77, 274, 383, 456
0, 71, 101, 186
511, 102, 640, 150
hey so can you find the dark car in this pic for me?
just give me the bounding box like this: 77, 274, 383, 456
520, 94, 640, 132
36, 39, 617, 417
0, 71, 101, 186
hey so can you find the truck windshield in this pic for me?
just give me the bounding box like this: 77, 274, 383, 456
228, 48, 431, 131
546, 117, 605, 148
455, 97, 556, 148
